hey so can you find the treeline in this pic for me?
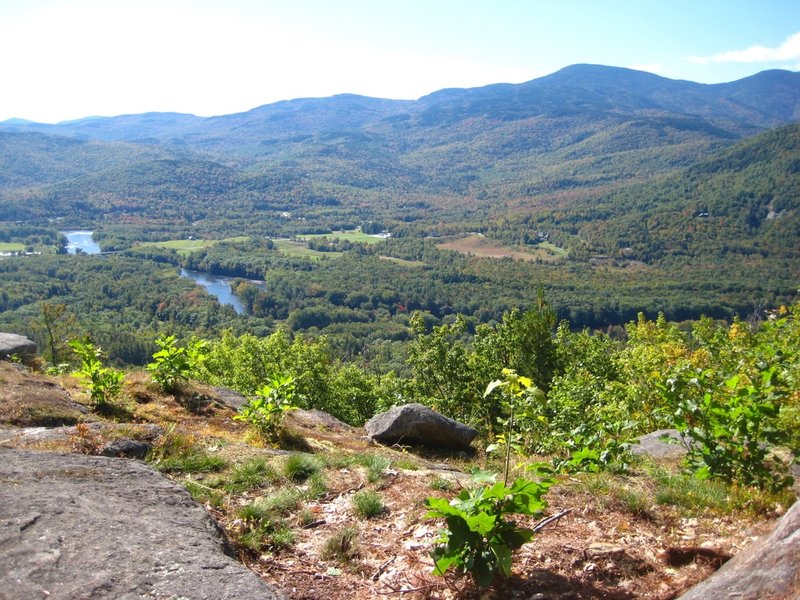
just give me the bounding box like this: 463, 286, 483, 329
2, 227, 795, 370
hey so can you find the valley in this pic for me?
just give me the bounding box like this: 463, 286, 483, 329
1, 62, 799, 599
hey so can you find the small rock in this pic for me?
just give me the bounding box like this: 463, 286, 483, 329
100, 439, 153, 459
212, 386, 247, 411
585, 542, 625, 559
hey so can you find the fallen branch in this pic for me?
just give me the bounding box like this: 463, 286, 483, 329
301, 519, 326, 529
532, 508, 572, 533
378, 582, 442, 595
371, 555, 397, 581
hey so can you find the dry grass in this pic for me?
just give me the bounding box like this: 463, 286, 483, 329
437, 234, 566, 263
1, 364, 791, 600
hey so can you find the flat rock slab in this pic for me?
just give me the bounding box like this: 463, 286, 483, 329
0, 362, 89, 427
0, 333, 36, 359
0, 448, 283, 600
365, 403, 477, 450
285, 408, 356, 434
678, 499, 800, 600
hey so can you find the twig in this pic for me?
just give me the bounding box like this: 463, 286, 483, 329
371, 555, 397, 581
532, 508, 572, 533
378, 582, 441, 595
301, 519, 326, 529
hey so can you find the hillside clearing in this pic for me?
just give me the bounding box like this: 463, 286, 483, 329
138, 236, 250, 256
437, 235, 567, 262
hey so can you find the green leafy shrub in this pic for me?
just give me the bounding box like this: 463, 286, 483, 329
352, 490, 384, 519
425, 470, 553, 588
147, 335, 206, 392
68, 338, 124, 408
663, 366, 793, 491
234, 374, 298, 441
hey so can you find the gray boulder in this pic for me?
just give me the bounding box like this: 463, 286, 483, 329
212, 386, 248, 411
0, 448, 283, 600
678, 499, 800, 600
0, 333, 36, 360
631, 428, 689, 460
365, 403, 477, 450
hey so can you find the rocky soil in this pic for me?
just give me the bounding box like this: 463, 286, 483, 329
1, 361, 797, 599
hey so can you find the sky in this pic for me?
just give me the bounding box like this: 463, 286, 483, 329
1, 0, 799, 123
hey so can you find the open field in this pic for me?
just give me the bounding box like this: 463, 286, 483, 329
272, 239, 340, 259
378, 255, 426, 267
0, 242, 25, 252
298, 230, 386, 244
437, 235, 567, 262
138, 237, 250, 255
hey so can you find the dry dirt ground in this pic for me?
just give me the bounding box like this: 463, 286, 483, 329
0, 364, 792, 600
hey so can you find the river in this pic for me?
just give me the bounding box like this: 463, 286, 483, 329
61, 230, 259, 315
179, 269, 265, 316
62, 230, 101, 255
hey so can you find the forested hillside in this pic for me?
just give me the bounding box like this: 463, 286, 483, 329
0, 64, 798, 361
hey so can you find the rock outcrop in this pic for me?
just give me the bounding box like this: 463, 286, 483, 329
632, 428, 689, 460
364, 403, 477, 450
0, 333, 36, 360
0, 448, 283, 600
0, 361, 89, 427
678, 499, 800, 600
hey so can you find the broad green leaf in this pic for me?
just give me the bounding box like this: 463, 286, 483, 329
491, 542, 513, 576
465, 511, 496, 535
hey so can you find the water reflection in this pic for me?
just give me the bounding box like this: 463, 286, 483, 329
62, 231, 101, 255
180, 269, 265, 315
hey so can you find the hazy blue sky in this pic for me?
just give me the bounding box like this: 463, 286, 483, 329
1, 0, 798, 123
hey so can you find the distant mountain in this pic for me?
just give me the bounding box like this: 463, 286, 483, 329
0, 64, 798, 233
5, 65, 798, 147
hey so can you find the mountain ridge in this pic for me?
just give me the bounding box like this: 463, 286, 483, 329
3, 64, 798, 142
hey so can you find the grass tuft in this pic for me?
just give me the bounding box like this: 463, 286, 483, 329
225, 457, 279, 492
284, 453, 322, 482
352, 490, 384, 519
321, 526, 360, 563
147, 430, 227, 474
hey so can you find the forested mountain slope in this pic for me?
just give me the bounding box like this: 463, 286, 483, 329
1, 65, 799, 231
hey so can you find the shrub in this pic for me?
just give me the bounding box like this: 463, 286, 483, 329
234, 374, 298, 441
425, 469, 552, 588
68, 338, 124, 408
662, 366, 793, 491
147, 335, 205, 392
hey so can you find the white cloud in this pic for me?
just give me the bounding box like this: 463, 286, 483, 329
689, 31, 800, 65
